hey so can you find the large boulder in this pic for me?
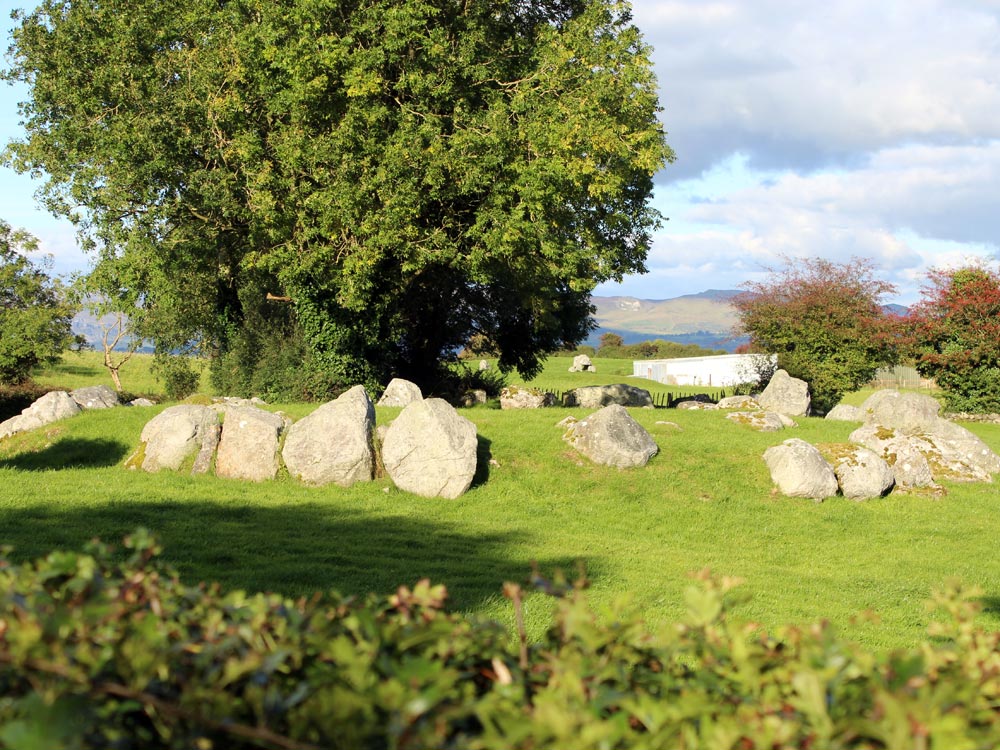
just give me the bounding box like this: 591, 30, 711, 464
500, 386, 555, 409
283, 385, 375, 487
569, 354, 595, 373
822, 444, 894, 500
825, 404, 862, 421
71, 385, 120, 410
849, 425, 938, 489
849, 419, 999, 485
923, 419, 1000, 478
0, 391, 81, 439
138, 405, 220, 472
562, 404, 658, 468
563, 384, 654, 409
382, 398, 478, 499
215, 405, 286, 482
762, 438, 838, 499
757, 370, 811, 416
377, 378, 423, 408
861, 390, 941, 432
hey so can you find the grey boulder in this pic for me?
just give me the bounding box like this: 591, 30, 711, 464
138, 405, 220, 472
562, 404, 658, 468
825, 445, 894, 500
71, 385, 120, 410
215, 405, 286, 482
725, 411, 786, 432
825, 404, 862, 421
283, 385, 375, 487
500, 386, 555, 409
0, 391, 81, 439
861, 390, 941, 432
563, 384, 653, 409
377, 378, 423, 408
757, 370, 811, 416
716, 395, 760, 410
763, 438, 838, 499
382, 398, 478, 499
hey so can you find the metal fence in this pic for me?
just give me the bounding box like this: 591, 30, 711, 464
868, 365, 928, 389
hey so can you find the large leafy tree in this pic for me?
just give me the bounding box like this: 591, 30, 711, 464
733, 257, 898, 413
0, 220, 76, 384
4, 0, 672, 394
906, 264, 1000, 413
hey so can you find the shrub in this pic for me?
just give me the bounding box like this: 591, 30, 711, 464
2, 534, 1000, 749
734, 257, 899, 414
907, 265, 1000, 413
153, 355, 200, 401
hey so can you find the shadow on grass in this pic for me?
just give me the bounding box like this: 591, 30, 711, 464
0, 438, 131, 471
472, 435, 492, 488
979, 596, 1000, 619
0, 500, 602, 613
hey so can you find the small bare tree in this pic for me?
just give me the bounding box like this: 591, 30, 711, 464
97, 309, 141, 392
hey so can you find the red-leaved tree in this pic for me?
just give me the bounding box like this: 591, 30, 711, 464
906, 264, 1000, 413
733, 257, 899, 413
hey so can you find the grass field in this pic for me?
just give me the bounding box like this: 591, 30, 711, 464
3, 352, 997, 651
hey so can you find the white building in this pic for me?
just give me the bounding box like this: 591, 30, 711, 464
633, 353, 776, 387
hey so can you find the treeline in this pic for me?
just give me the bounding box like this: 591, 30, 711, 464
2, 533, 1000, 748
590, 332, 726, 359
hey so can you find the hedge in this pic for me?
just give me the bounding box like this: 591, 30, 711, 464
0, 532, 998, 749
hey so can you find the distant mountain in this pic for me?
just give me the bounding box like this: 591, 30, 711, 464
589, 290, 742, 351
71, 309, 154, 353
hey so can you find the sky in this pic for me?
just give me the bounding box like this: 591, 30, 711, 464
2, 0, 999, 304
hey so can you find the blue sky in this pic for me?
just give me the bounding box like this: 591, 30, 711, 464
2, 0, 999, 303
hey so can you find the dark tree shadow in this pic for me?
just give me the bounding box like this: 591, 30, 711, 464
471, 435, 492, 488
0, 501, 604, 613
978, 596, 1000, 619
0, 438, 130, 471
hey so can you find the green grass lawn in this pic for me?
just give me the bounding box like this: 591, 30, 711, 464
31, 349, 210, 397
3, 358, 999, 652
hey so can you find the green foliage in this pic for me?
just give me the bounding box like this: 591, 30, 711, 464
0, 221, 76, 385
598, 337, 726, 360
5, 0, 673, 394
734, 257, 899, 414
153, 355, 201, 401
908, 265, 1000, 413
3, 535, 1000, 749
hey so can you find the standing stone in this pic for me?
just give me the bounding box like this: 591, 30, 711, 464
563, 384, 654, 409
215, 405, 286, 482
382, 399, 478, 499
762, 438, 838, 499
478, 359, 491, 371
825, 445, 894, 500
0, 391, 82, 439
138, 405, 220, 472
377, 378, 423, 407
562, 404, 658, 468
282, 385, 376, 487
757, 370, 811, 416
569, 354, 595, 372
71, 385, 120, 410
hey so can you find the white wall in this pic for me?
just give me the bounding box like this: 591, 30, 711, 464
633, 354, 776, 387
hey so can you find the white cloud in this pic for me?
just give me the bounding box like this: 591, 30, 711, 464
636, 0, 1000, 177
